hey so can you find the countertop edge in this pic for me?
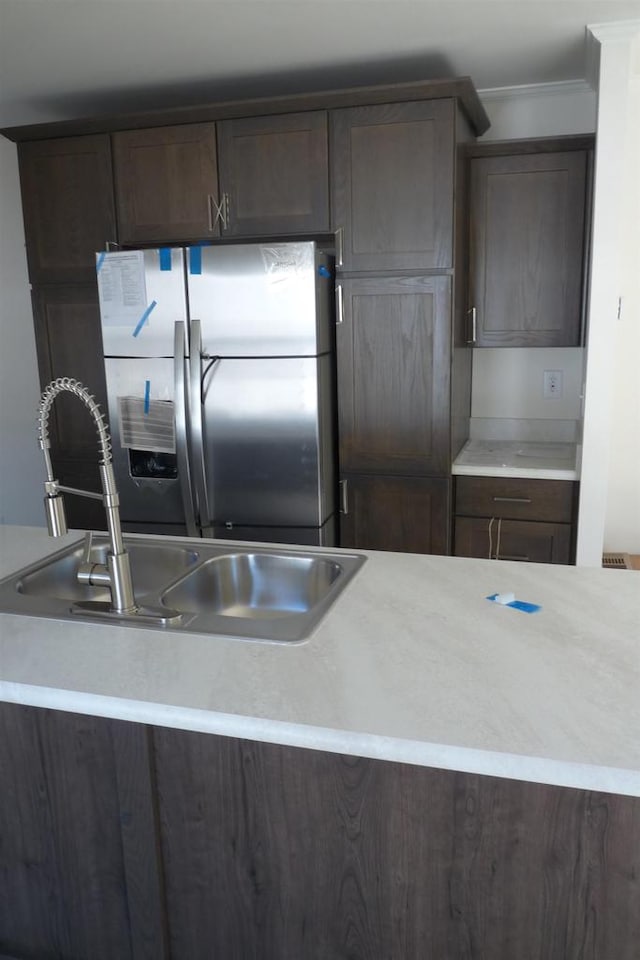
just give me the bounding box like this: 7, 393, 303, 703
3, 681, 639, 798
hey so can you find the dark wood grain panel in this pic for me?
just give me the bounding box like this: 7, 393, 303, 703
0, 704, 166, 960
31, 284, 108, 461
113, 122, 219, 243
217, 111, 329, 236
331, 100, 455, 272
18, 135, 116, 283
469, 150, 588, 347
339, 473, 450, 554
337, 275, 451, 476
454, 515, 572, 563
455, 476, 575, 522
153, 728, 640, 960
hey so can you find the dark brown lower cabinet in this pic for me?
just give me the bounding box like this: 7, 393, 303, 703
455, 516, 572, 563
339, 474, 450, 554
2, 703, 639, 960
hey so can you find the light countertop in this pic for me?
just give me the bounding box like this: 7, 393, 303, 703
452, 440, 579, 480
1, 525, 638, 797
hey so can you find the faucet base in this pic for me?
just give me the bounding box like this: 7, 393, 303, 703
72, 600, 183, 627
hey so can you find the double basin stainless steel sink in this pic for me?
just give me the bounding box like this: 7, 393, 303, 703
0, 535, 366, 642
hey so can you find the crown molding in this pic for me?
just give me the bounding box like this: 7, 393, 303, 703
587, 20, 640, 44
478, 79, 594, 103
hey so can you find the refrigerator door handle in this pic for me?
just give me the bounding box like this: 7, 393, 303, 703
174, 321, 198, 537
188, 319, 211, 527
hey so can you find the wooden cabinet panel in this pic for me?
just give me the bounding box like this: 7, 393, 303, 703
152, 727, 640, 960
339, 474, 450, 554
0, 703, 166, 960
454, 516, 572, 563
469, 150, 588, 346
18, 135, 116, 283
32, 284, 108, 460
331, 100, 455, 272
217, 111, 329, 236
337, 275, 451, 476
455, 476, 575, 523
113, 123, 219, 243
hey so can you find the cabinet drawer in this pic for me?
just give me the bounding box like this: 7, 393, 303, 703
455, 477, 575, 523
454, 517, 572, 564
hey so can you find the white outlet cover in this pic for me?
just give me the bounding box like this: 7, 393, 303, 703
544, 369, 563, 399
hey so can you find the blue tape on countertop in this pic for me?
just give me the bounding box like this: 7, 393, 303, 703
159, 248, 172, 271
132, 300, 157, 338
144, 380, 150, 415
96, 251, 106, 273
486, 593, 541, 614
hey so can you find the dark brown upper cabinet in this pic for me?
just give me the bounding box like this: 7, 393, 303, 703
18, 135, 117, 283
468, 149, 589, 347
331, 100, 455, 273
217, 111, 330, 236
336, 275, 451, 477
339, 474, 450, 555
113, 122, 220, 244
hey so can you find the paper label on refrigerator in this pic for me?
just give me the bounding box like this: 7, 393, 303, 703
117, 396, 175, 454
97, 251, 148, 326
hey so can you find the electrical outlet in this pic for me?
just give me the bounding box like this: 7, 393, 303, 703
543, 370, 563, 399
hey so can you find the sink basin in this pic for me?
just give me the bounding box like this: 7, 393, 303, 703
16, 540, 200, 602
162, 553, 342, 619
0, 535, 366, 642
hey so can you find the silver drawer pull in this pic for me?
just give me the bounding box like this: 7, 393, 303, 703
492, 496, 532, 504
499, 554, 530, 562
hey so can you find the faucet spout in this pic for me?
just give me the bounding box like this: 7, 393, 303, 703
38, 377, 136, 615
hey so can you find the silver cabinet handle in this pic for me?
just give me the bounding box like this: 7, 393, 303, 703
466, 306, 477, 345
335, 284, 344, 324
499, 555, 531, 562
492, 496, 532, 504
174, 321, 198, 537
339, 479, 349, 515
207, 193, 229, 231
207, 194, 215, 232
335, 227, 344, 268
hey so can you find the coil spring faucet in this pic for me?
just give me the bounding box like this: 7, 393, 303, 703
38, 377, 180, 625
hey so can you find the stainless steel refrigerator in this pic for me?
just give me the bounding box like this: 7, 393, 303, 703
96, 241, 337, 545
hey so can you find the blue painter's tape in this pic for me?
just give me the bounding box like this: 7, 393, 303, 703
96, 251, 106, 273
189, 246, 202, 275
486, 593, 541, 614
132, 300, 158, 338
144, 380, 150, 414
318, 265, 331, 278
159, 248, 172, 271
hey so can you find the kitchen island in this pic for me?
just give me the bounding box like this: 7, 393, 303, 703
1, 524, 639, 959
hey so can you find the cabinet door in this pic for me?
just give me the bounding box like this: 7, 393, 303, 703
113, 123, 219, 243
331, 100, 454, 272
32, 284, 108, 460
19, 135, 117, 283
217, 111, 329, 236
469, 151, 588, 346
337, 276, 451, 476
0, 703, 166, 960
454, 516, 572, 564
340, 474, 450, 554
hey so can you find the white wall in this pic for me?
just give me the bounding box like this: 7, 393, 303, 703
479, 80, 596, 141
602, 37, 640, 552
472, 348, 584, 422
0, 137, 45, 525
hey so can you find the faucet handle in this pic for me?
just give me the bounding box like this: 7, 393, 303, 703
81, 530, 94, 564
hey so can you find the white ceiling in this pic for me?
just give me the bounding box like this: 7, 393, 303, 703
1, 0, 639, 127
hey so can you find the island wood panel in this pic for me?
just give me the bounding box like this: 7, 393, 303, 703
113, 122, 219, 244
336, 275, 451, 477
468, 150, 588, 347
217, 111, 329, 236
152, 729, 640, 960
339, 474, 450, 555
0, 703, 166, 960
331, 99, 455, 272
18, 134, 117, 283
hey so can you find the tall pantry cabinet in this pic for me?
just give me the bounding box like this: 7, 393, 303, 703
331, 100, 475, 553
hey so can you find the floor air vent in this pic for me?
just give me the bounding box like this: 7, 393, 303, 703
602, 553, 632, 569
